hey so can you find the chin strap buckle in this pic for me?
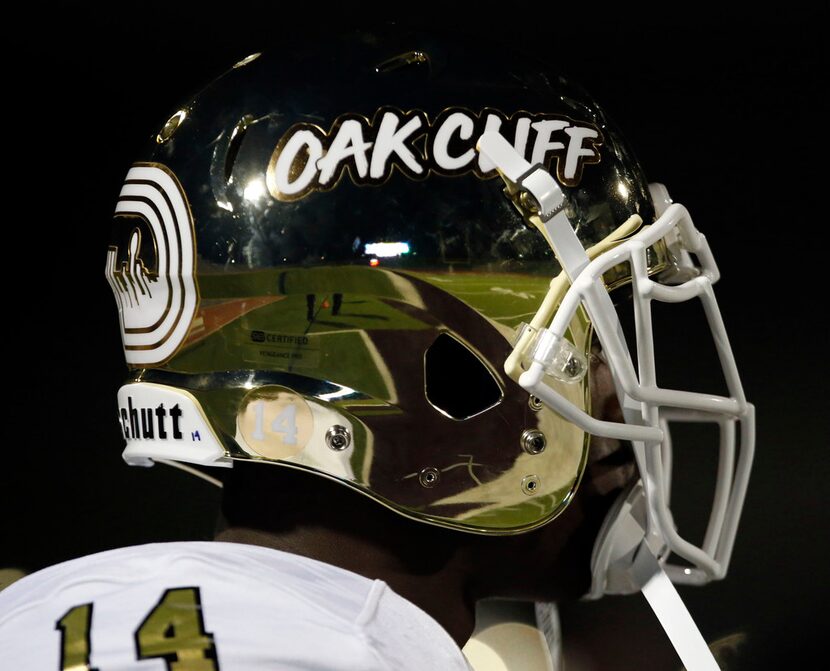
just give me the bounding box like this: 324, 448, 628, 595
509, 164, 566, 223
477, 132, 566, 224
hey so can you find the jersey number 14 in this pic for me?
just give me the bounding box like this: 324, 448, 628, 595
55, 586, 219, 671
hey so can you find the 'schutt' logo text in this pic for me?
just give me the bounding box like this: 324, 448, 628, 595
118, 395, 188, 441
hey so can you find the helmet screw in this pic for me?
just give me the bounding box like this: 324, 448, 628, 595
521, 475, 540, 496
325, 425, 351, 451
528, 395, 543, 411
418, 467, 441, 488
521, 429, 546, 454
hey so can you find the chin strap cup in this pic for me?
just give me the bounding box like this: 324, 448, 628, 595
589, 482, 720, 670
587, 481, 651, 599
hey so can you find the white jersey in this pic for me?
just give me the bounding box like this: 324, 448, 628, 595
0, 541, 471, 671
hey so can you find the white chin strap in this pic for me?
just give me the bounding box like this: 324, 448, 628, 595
476, 132, 755, 671
588, 481, 719, 670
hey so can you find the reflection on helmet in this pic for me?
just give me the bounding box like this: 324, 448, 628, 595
107, 32, 667, 534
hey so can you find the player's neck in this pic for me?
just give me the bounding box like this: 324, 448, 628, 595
215, 524, 477, 646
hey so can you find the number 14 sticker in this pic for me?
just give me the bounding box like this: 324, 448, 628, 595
237, 387, 314, 460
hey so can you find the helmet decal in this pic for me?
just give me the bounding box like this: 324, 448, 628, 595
105, 163, 199, 366
266, 108, 603, 201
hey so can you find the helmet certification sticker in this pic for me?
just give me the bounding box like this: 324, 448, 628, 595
105, 163, 198, 366
267, 108, 602, 201
242, 330, 321, 369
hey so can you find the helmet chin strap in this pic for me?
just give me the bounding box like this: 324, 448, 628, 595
588, 481, 719, 670
476, 132, 721, 671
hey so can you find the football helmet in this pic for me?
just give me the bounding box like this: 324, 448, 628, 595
106, 31, 753, 667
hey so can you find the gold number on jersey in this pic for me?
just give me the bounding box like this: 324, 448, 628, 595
135, 587, 219, 671
56, 603, 99, 671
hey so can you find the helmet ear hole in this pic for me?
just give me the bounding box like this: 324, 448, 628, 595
424, 333, 502, 420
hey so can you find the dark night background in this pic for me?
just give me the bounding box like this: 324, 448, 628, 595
5, 5, 825, 669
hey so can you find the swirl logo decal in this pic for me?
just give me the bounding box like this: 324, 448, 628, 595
105, 163, 198, 366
